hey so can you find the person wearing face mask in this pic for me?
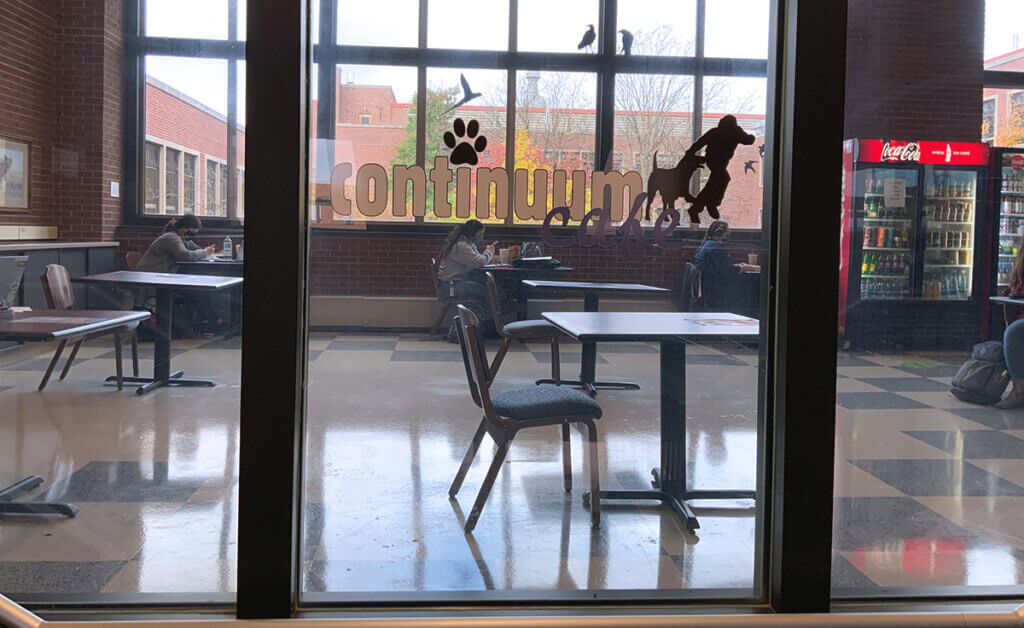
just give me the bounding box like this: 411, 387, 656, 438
438, 219, 498, 342
136, 214, 217, 274
693, 220, 759, 310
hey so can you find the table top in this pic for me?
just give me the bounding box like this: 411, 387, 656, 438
75, 271, 243, 290
177, 257, 243, 266
0, 309, 149, 341
524, 280, 670, 294
541, 311, 759, 342
481, 265, 573, 273
991, 296, 1024, 306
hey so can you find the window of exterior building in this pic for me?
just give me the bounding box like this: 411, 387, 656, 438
359, 114, 371, 125
144, 140, 160, 212
983, 97, 997, 143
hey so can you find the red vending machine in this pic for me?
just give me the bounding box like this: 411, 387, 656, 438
839, 139, 990, 349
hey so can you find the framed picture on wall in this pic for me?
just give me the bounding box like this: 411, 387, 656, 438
0, 137, 30, 210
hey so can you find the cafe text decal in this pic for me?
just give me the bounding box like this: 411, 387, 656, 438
319, 115, 756, 257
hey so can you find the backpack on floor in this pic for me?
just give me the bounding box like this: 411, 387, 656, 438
950, 341, 1009, 405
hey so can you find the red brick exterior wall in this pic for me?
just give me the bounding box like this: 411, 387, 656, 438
0, 0, 59, 228
844, 0, 984, 142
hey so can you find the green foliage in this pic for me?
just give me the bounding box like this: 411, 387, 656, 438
392, 86, 459, 218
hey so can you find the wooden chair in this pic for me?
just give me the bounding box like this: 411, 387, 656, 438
678, 262, 705, 312
449, 305, 602, 533
38, 264, 139, 391
484, 272, 562, 383
428, 256, 458, 335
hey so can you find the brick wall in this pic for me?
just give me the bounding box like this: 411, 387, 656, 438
844, 0, 984, 142
0, 0, 120, 240
0, 0, 58, 227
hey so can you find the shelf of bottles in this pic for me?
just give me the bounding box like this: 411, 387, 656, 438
921, 169, 975, 301
859, 170, 913, 300
997, 158, 1024, 289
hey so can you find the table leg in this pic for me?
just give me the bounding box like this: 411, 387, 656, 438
548, 291, 640, 395
105, 286, 216, 394
581, 339, 755, 534
0, 476, 78, 517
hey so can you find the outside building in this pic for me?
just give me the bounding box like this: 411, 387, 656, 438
983, 48, 1024, 146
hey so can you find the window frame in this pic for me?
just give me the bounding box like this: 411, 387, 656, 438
983, 70, 1024, 149
141, 136, 202, 216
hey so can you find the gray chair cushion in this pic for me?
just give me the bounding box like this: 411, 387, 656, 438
502, 319, 561, 339
491, 385, 602, 420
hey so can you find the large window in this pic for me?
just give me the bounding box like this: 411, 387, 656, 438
305, 0, 768, 228
131, 3, 245, 223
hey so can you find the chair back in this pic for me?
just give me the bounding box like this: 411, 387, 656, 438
125, 251, 143, 270
484, 272, 506, 335
455, 305, 500, 423
430, 257, 446, 300
41, 264, 75, 310
678, 262, 704, 312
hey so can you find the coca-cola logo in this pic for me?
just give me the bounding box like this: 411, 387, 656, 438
880, 141, 921, 162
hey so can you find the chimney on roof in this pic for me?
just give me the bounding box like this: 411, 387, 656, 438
1014, 33, 1020, 51
524, 71, 542, 106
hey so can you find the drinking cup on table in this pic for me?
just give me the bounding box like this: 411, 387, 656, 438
747, 253, 758, 266
499, 248, 511, 264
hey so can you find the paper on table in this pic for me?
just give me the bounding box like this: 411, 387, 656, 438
688, 318, 757, 326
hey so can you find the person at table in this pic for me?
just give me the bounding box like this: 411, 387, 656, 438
438, 219, 497, 341
693, 219, 759, 310
996, 252, 1024, 408
136, 214, 217, 274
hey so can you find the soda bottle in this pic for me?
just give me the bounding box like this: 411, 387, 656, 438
863, 227, 871, 248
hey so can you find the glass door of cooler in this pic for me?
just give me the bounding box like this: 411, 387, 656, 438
921, 166, 977, 301
856, 166, 917, 301
996, 151, 1024, 292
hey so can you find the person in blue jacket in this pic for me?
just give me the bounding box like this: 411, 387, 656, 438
693, 220, 758, 310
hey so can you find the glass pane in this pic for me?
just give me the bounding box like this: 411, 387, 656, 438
145, 0, 228, 40
985, 0, 1024, 62
338, 0, 418, 47
513, 71, 597, 224
704, 0, 770, 59
616, 0, 697, 56
424, 68, 507, 224
207, 160, 221, 215
427, 0, 509, 51
145, 141, 161, 212
184, 153, 197, 212
517, 0, 599, 54
982, 88, 1024, 148
701, 76, 767, 229
165, 147, 180, 211
834, 1, 1021, 599
615, 73, 693, 223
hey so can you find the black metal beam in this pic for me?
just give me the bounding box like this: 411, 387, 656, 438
237, 0, 310, 619
136, 37, 246, 59
121, 0, 142, 223
984, 70, 1024, 88
766, 0, 847, 613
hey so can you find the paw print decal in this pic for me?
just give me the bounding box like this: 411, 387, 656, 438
444, 118, 487, 166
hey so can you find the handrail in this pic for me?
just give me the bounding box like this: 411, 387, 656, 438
0, 592, 42, 628
14, 605, 1024, 628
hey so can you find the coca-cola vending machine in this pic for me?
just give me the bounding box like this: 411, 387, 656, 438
839, 139, 990, 349
987, 148, 1024, 337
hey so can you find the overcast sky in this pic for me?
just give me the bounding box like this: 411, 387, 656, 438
144, 0, 1024, 125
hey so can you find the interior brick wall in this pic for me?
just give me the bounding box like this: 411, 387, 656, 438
844, 0, 985, 142
0, 0, 59, 227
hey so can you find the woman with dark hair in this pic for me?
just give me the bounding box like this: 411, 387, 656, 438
693, 219, 758, 310
995, 249, 1024, 408
438, 219, 497, 341
137, 214, 217, 274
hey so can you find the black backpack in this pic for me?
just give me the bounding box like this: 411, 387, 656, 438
950, 341, 1009, 405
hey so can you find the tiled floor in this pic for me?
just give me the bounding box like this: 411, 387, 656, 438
2, 333, 1024, 600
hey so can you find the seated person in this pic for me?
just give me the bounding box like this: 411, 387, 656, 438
693, 220, 758, 310
998, 251, 1024, 409
137, 214, 217, 274
438, 219, 497, 342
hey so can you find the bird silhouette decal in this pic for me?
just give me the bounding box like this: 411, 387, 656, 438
442, 74, 483, 115
619, 29, 633, 55
743, 160, 757, 174
578, 24, 596, 53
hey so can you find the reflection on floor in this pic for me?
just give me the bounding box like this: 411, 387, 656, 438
1, 333, 1023, 598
